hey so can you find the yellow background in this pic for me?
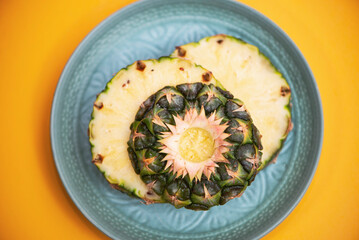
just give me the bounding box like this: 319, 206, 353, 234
1, 0, 358, 239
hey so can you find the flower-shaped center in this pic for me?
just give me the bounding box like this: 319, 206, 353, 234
179, 127, 215, 163
159, 107, 230, 181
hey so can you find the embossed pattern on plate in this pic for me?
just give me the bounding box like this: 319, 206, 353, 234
51, 0, 323, 239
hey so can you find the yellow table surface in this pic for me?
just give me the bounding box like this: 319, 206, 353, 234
1, 0, 358, 239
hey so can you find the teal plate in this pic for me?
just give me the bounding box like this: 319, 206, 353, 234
50, 0, 323, 239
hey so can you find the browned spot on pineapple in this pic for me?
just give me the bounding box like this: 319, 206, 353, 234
136, 60, 146, 71
110, 183, 126, 193
179, 67, 184, 71
202, 72, 212, 82
92, 154, 103, 164
176, 46, 186, 57
94, 102, 103, 109
122, 80, 130, 88
280, 86, 291, 96
217, 39, 223, 44
87, 128, 90, 137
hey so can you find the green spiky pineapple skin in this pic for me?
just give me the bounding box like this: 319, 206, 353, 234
171, 35, 292, 170
128, 82, 262, 210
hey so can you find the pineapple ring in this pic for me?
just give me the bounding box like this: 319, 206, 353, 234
127, 81, 262, 210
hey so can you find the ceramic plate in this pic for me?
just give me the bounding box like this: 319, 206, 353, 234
50, 0, 323, 239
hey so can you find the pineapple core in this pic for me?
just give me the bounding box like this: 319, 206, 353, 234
179, 127, 215, 163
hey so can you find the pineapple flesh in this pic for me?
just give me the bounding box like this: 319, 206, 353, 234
171, 35, 292, 169
89, 57, 262, 209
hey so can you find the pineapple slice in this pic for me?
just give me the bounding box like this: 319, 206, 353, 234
89, 57, 220, 202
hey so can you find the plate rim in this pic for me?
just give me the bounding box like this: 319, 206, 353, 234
50, 0, 324, 239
